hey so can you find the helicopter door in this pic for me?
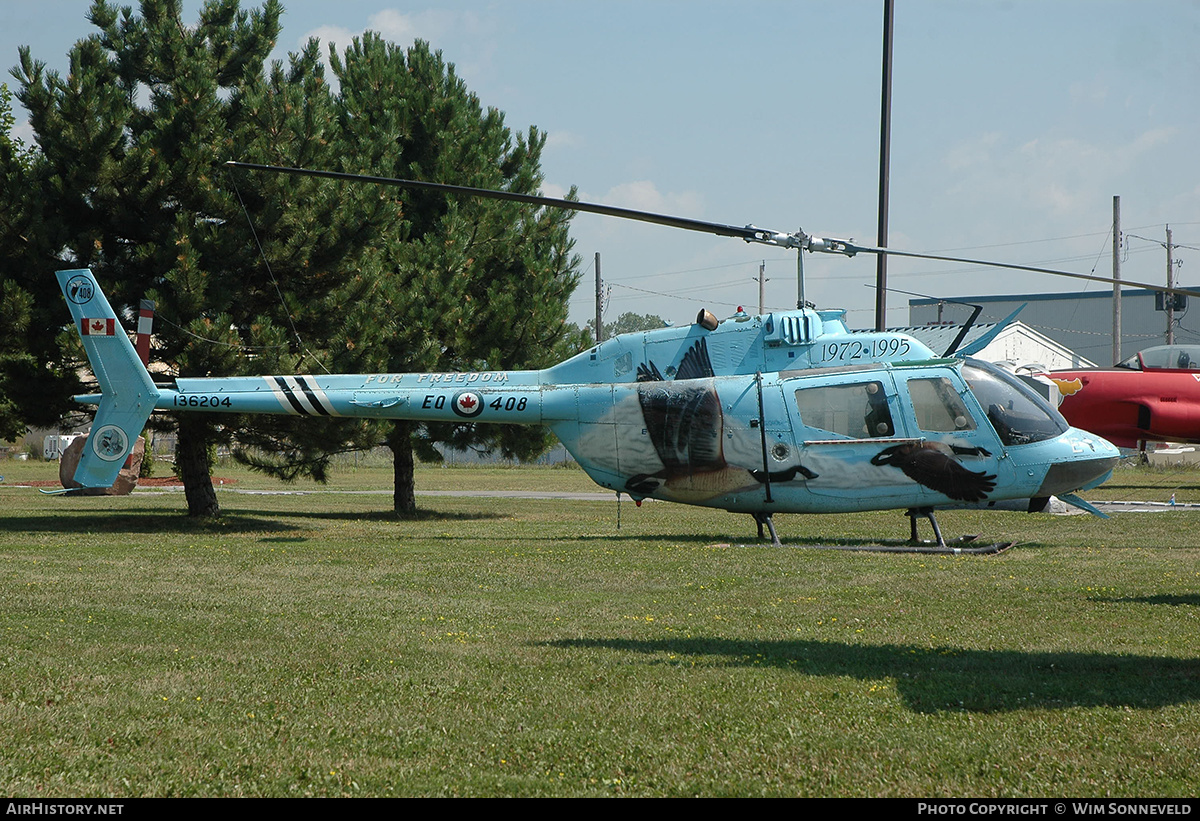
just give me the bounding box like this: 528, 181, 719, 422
741, 373, 798, 479
786, 371, 919, 506
889, 370, 1011, 506
705, 373, 801, 505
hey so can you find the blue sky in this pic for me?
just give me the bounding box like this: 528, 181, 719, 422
5, 1, 1199, 330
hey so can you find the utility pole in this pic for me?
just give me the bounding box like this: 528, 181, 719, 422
1112, 196, 1121, 365
875, 0, 894, 332
1166, 225, 1175, 345
754, 261, 769, 316
594, 252, 604, 342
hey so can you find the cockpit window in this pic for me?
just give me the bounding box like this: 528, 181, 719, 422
907, 377, 976, 433
1132, 345, 1200, 371
961, 360, 1068, 446
1115, 352, 1143, 371
794, 381, 894, 438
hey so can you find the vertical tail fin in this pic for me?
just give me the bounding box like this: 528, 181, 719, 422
57, 269, 161, 488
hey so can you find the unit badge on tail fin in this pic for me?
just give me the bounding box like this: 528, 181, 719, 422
54, 269, 161, 489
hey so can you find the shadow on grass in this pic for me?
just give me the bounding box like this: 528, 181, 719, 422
1, 510, 302, 535
547, 636, 1200, 714
1095, 593, 1200, 607
360, 529, 1037, 550
3, 508, 1024, 546
227, 508, 505, 523
2, 507, 505, 534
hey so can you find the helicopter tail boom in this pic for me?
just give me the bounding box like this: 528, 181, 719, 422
153, 371, 547, 426
59, 270, 549, 450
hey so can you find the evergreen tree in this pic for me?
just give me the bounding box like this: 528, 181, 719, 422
0, 83, 37, 441
12, 0, 384, 514
0, 80, 81, 444
9, 3, 580, 514
326, 35, 582, 513
604, 312, 669, 337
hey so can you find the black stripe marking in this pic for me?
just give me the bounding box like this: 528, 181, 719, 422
272, 376, 310, 415
297, 376, 333, 416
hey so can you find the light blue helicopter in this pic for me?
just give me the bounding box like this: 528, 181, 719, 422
59, 161, 1145, 547
56, 253, 1118, 550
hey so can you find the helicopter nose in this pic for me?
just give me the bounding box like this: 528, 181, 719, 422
1033, 429, 1121, 497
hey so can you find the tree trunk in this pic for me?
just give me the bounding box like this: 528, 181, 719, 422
176, 418, 220, 518
387, 421, 417, 515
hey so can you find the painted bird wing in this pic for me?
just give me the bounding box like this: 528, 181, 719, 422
637, 380, 725, 473
674, 337, 715, 381
903, 448, 997, 502
874, 444, 997, 502
636, 360, 665, 382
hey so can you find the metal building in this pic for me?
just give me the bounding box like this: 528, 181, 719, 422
907, 288, 1193, 367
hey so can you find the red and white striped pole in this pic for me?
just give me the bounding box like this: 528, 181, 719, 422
135, 299, 155, 367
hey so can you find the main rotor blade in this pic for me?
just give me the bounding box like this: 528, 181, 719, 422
846, 243, 1200, 300
224, 161, 796, 247
227, 160, 1198, 299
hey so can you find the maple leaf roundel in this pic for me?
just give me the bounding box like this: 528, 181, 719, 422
452, 391, 484, 418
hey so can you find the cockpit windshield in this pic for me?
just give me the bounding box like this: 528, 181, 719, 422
961, 360, 1068, 446
1116, 345, 1200, 371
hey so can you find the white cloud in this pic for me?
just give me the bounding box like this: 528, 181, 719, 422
12, 117, 34, 148
366, 9, 461, 43
299, 24, 355, 52
297, 9, 480, 53
366, 9, 420, 41
544, 130, 582, 151
944, 132, 1001, 173
942, 127, 1181, 219
1129, 126, 1176, 154
1068, 78, 1108, 106
537, 179, 705, 234
597, 181, 704, 217
295, 8, 497, 92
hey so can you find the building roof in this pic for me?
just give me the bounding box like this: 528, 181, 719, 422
869, 321, 1097, 370
882, 322, 999, 356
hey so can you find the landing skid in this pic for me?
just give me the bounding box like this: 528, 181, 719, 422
752, 512, 782, 547
744, 507, 1013, 555
907, 506, 945, 546
798, 538, 1012, 555
887, 507, 1011, 553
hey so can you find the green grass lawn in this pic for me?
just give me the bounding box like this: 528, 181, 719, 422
1, 457, 1197, 796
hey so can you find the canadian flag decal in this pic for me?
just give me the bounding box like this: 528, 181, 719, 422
80, 318, 116, 336
452, 391, 483, 418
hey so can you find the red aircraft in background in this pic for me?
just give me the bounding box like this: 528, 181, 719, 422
1047, 345, 1200, 449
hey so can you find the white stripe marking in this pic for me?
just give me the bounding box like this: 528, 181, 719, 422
264, 376, 302, 414
298, 375, 340, 416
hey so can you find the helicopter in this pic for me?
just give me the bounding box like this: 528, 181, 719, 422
62, 161, 1200, 548
56, 255, 1119, 550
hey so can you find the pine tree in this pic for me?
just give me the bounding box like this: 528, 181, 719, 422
0, 84, 35, 441
13, 0, 383, 514
9, 4, 581, 515
604, 312, 670, 337
328, 35, 582, 513
1, 75, 74, 446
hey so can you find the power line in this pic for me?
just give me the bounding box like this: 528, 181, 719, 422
582, 224, 1200, 317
